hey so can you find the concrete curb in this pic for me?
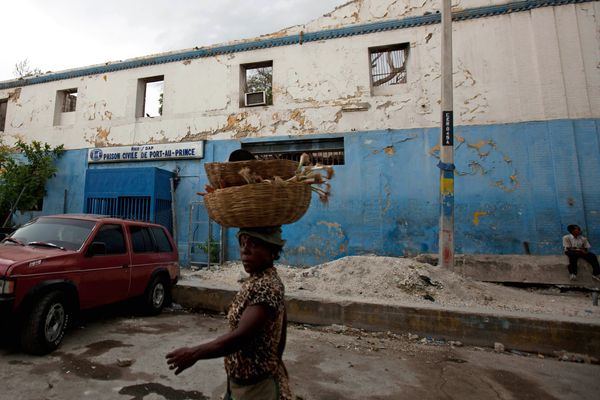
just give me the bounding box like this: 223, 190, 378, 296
173, 285, 600, 358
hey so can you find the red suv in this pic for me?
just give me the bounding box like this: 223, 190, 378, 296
0, 214, 179, 354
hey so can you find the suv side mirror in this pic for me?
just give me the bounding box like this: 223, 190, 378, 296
86, 242, 106, 257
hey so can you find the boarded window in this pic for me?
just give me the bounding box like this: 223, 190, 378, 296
242, 137, 344, 166
369, 43, 409, 90
241, 61, 273, 107
0, 99, 7, 131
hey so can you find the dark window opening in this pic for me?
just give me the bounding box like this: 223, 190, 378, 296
241, 61, 273, 107
92, 224, 126, 254
137, 76, 164, 117
242, 138, 344, 166
151, 227, 173, 252
130, 226, 155, 253
0, 99, 7, 131
58, 89, 77, 112
369, 43, 409, 87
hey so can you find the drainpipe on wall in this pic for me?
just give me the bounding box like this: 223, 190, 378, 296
170, 169, 180, 243
438, 0, 455, 268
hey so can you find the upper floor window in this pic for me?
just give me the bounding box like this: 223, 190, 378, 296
240, 61, 273, 107
369, 43, 409, 95
53, 88, 78, 126
0, 99, 7, 132
60, 89, 78, 112
136, 76, 164, 118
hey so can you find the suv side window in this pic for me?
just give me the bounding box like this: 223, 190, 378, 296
151, 227, 173, 253
129, 226, 155, 253
93, 224, 126, 254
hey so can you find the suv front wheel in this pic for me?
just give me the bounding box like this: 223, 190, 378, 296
21, 291, 70, 355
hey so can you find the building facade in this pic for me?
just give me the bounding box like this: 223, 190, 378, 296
0, 0, 599, 266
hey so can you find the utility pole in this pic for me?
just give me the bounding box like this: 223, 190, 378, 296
438, 0, 454, 268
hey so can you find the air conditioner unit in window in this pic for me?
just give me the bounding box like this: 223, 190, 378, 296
245, 91, 267, 107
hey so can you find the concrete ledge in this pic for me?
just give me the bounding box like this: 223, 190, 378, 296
173, 284, 600, 357
417, 254, 600, 287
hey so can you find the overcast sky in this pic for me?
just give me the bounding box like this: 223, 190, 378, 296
1, 0, 348, 81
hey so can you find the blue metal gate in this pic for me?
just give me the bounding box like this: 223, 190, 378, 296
84, 167, 174, 231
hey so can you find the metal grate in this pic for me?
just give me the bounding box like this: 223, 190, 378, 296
370, 43, 409, 87
155, 199, 173, 232
86, 196, 152, 222
242, 138, 344, 166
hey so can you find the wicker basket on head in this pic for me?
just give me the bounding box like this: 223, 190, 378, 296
204, 159, 299, 188
204, 182, 312, 227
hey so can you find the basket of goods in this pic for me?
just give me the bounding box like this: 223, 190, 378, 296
199, 154, 334, 228
204, 159, 299, 188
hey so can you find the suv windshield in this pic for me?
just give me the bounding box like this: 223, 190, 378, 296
6, 217, 96, 251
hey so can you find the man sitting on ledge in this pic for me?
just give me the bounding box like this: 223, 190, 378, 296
562, 224, 600, 282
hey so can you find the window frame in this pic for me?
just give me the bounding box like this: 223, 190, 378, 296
0, 98, 8, 132
240, 61, 273, 107
136, 75, 164, 118
368, 43, 410, 95
242, 137, 345, 166
91, 224, 127, 255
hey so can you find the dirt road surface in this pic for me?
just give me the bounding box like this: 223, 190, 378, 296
1, 307, 598, 400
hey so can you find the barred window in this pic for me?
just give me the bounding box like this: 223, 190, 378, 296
369, 43, 409, 88
242, 137, 344, 166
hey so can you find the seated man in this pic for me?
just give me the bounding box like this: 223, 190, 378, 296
562, 224, 600, 282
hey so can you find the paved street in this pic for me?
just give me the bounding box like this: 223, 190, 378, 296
1, 306, 598, 400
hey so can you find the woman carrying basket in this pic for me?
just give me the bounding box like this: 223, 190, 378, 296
166, 226, 292, 400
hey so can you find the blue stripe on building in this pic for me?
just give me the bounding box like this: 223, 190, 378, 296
17, 118, 599, 266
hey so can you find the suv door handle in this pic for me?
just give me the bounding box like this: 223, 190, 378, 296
122, 264, 130, 268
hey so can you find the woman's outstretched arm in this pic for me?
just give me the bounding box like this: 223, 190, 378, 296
166, 304, 274, 375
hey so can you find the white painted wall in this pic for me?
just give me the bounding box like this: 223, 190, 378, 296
0, 1, 598, 150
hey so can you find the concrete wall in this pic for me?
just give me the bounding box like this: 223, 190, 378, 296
16, 118, 599, 266
2, 0, 600, 265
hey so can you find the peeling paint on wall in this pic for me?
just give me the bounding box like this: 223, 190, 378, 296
495, 173, 520, 193
85, 101, 113, 121
8, 88, 21, 103
472, 211, 489, 225
91, 127, 111, 146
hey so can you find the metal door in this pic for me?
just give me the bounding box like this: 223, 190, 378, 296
187, 201, 224, 268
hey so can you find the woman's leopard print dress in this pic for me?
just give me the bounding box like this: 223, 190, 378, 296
224, 267, 292, 399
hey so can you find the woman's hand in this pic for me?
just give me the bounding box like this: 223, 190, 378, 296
166, 346, 200, 375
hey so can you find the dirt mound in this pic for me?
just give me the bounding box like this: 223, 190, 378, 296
187, 256, 600, 319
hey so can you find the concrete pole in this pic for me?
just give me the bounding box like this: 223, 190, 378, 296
439, 0, 454, 268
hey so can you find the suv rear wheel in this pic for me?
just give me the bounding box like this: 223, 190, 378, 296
21, 291, 70, 355
143, 276, 169, 315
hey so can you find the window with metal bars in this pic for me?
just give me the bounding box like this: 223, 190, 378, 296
242, 137, 344, 165
369, 43, 409, 89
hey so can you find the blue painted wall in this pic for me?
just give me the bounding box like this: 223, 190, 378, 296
20, 118, 600, 266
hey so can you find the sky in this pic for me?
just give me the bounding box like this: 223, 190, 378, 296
1, 0, 348, 82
